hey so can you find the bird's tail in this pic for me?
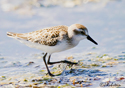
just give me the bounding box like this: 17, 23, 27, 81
7, 32, 17, 38
7, 32, 27, 40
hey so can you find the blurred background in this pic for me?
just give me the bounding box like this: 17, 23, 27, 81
0, 0, 125, 57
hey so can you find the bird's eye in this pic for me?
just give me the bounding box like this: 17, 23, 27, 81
81, 31, 85, 34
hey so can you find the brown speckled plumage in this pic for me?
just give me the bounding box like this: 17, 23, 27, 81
7, 25, 69, 46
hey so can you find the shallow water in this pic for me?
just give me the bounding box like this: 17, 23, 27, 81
0, 0, 125, 87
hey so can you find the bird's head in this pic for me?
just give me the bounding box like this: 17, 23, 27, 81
68, 24, 98, 45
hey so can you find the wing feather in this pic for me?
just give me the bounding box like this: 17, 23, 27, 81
26, 25, 68, 46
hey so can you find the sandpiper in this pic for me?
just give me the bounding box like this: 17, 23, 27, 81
7, 24, 98, 76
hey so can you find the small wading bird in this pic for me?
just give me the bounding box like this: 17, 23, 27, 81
7, 24, 98, 76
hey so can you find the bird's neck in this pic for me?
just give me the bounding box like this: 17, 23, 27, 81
67, 35, 80, 47
67, 27, 80, 46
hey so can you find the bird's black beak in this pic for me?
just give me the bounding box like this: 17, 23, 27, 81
87, 35, 98, 45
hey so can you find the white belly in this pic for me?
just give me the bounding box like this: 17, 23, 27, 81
18, 39, 76, 54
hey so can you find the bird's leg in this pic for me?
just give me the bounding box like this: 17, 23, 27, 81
47, 55, 78, 65
43, 53, 55, 76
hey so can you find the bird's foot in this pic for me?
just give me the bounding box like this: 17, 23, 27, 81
47, 60, 78, 65
48, 62, 55, 65
63, 60, 78, 65
47, 72, 55, 77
